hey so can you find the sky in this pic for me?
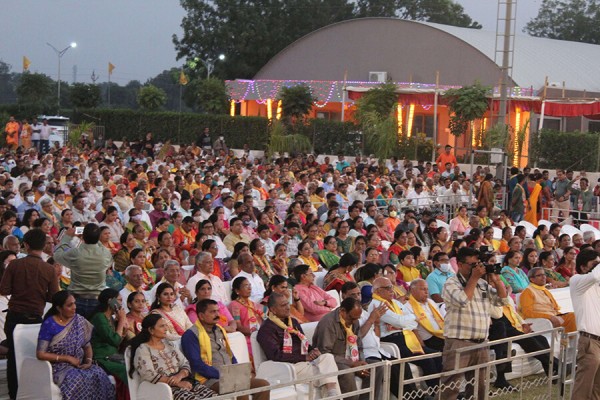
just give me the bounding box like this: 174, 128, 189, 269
0, 0, 541, 85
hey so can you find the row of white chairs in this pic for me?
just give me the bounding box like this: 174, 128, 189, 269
13, 284, 575, 399
489, 220, 600, 242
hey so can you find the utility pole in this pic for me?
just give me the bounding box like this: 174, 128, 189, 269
494, 0, 516, 128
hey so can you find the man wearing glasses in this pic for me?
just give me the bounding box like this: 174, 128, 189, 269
570, 249, 600, 398
440, 247, 508, 399
519, 266, 577, 333
369, 277, 442, 391
201, 219, 230, 258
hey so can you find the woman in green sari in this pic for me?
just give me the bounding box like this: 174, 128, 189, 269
90, 288, 129, 389
316, 235, 341, 269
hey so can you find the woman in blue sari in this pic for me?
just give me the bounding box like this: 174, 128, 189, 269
36, 290, 115, 400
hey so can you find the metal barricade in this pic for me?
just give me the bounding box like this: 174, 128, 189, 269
541, 206, 599, 226
196, 326, 576, 400
375, 194, 475, 222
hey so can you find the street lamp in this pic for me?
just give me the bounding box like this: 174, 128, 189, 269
193, 53, 225, 79
47, 41, 77, 114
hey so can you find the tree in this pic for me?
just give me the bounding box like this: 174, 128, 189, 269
173, 0, 479, 80
354, 82, 398, 120
0, 60, 18, 104
443, 83, 489, 137
70, 83, 102, 109
184, 78, 229, 114
524, 0, 600, 44
146, 68, 191, 111
16, 73, 55, 115
137, 85, 167, 111
354, 83, 400, 160
278, 84, 314, 129
357, 0, 482, 28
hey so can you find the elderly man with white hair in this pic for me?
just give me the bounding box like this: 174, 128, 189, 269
582, 230, 596, 246
186, 251, 228, 304
2, 235, 25, 258
119, 265, 151, 312
148, 260, 192, 308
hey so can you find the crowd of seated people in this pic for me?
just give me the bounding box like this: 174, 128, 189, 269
0, 134, 594, 399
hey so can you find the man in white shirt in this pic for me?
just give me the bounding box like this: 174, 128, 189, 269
341, 281, 418, 399
436, 178, 452, 197
369, 277, 442, 388
119, 265, 151, 313
39, 119, 52, 154
235, 253, 265, 303
403, 279, 445, 352
570, 250, 600, 399
185, 252, 228, 304
71, 194, 98, 224
442, 181, 463, 206
405, 183, 430, 210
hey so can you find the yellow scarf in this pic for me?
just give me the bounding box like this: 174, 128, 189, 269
179, 227, 195, 244
372, 293, 424, 354
236, 299, 263, 330
339, 313, 359, 362
530, 283, 560, 311
193, 320, 232, 384
299, 255, 320, 272
408, 295, 445, 339
457, 215, 470, 229
254, 255, 274, 277
267, 314, 308, 354
503, 304, 524, 332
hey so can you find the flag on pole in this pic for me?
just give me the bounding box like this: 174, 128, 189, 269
108, 62, 115, 76
179, 70, 188, 85
22, 56, 31, 71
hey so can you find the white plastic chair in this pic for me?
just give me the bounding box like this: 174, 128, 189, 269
492, 227, 502, 240
250, 332, 304, 399
549, 287, 574, 313
314, 271, 327, 289
227, 331, 250, 363
300, 322, 319, 343
436, 219, 450, 230
223, 280, 232, 306
14, 323, 62, 400
560, 225, 582, 239
125, 347, 173, 400
538, 219, 552, 228
325, 290, 341, 307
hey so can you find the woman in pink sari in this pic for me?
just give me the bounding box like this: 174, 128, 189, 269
150, 282, 193, 341
185, 279, 236, 332
228, 276, 266, 356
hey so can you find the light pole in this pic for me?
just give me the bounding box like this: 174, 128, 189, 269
193, 54, 225, 79
47, 41, 77, 114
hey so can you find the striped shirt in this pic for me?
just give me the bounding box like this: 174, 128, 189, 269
442, 274, 508, 340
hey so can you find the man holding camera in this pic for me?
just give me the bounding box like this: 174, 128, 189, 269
440, 247, 508, 399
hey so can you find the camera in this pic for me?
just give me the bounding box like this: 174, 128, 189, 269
484, 263, 502, 275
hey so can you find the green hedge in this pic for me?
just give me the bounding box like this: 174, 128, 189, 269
71, 109, 270, 149
529, 129, 600, 171
530, 129, 600, 171
71, 109, 358, 153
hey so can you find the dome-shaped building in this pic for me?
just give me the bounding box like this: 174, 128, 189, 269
227, 18, 600, 164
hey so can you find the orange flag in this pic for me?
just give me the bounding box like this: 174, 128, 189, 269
108, 62, 115, 76
23, 56, 31, 71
